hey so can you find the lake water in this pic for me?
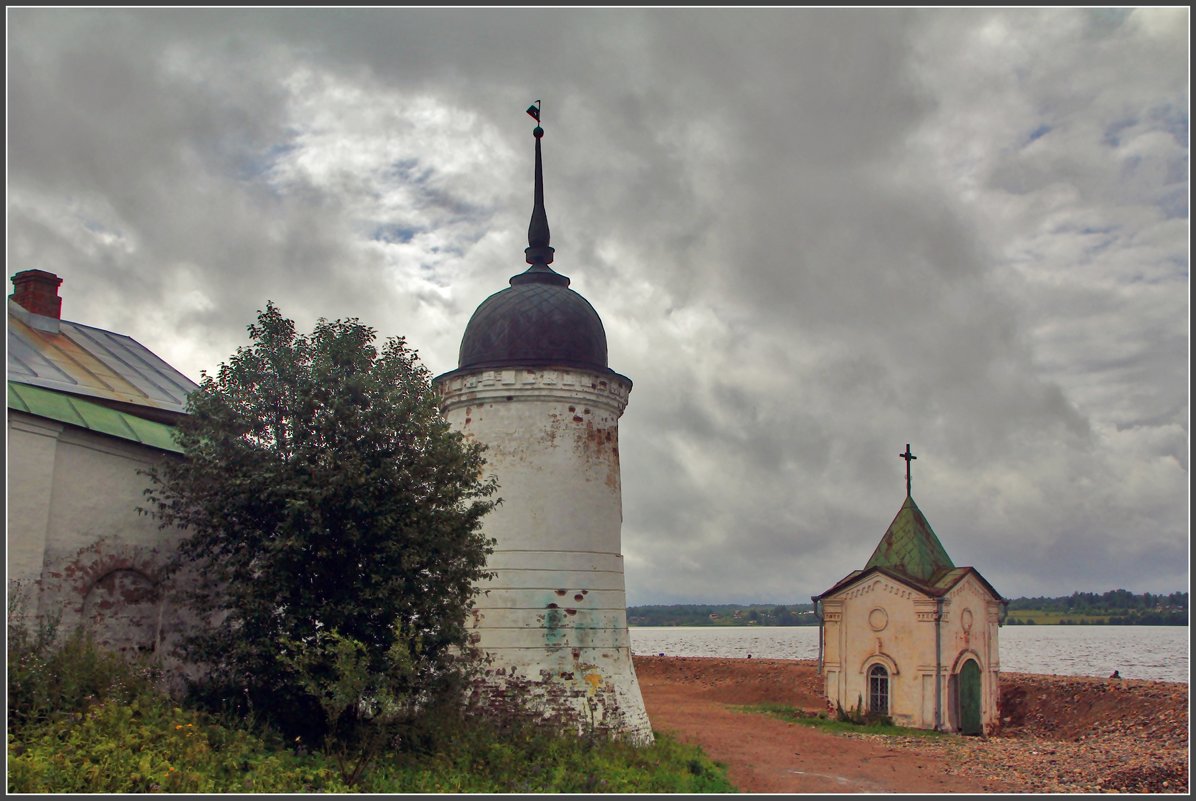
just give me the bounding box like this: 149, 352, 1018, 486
629, 625, 1189, 684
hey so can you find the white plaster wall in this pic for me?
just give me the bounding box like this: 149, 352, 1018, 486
822, 576, 940, 728
42, 427, 172, 551
7, 411, 189, 663
7, 414, 60, 595
437, 367, 652, 742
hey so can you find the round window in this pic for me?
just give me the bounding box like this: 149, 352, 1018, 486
868, 607, 888, 631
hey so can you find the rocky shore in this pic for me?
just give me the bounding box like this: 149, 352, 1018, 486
633, 656, 1188, 794
946, 671, 1188, 793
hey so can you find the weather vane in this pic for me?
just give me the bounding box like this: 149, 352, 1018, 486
526, 100, 543, 138
899, 443, 917, 497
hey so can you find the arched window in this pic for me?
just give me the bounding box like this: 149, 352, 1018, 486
868, 663, 889, 715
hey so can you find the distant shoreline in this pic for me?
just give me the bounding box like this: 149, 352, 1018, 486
627, 593, 1189, 627
634, 653, 1190, 686
628, 621, 1188, 627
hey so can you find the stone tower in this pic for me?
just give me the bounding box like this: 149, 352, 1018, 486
433, 106, 652, 742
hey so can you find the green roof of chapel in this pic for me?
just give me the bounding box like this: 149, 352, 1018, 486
863, 495, 955, 584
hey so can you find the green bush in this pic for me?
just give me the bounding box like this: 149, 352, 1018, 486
836, 696, 893, 727
10, 686, 735, 794
8, 627, 736, 793
362, 717, 735, 793
8, 694, 350, 793
141, 304, 497, 748
7, 610, 162, 734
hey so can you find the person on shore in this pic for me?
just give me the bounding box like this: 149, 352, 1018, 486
1110, 670, 1121, 679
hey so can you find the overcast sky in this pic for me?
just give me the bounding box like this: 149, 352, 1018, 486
8, 8, 1189, 604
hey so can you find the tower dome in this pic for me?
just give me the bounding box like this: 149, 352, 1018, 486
448, 103, 617, 378
457, 268, 609, 372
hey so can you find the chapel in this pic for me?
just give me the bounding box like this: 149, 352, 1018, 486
813, 445, 1007, 735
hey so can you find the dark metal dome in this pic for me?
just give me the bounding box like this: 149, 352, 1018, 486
457, 265, 608, 372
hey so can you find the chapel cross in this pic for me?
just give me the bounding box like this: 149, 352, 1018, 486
899, 443, 917, 497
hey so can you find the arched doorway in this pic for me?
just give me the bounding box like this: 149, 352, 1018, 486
868, 663, 890, 716
957, 658, 982, 735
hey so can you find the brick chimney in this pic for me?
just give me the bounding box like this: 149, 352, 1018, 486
10, 270, 63, 319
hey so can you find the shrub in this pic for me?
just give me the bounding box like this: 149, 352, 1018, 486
7, 601, 735, 794
7, 602, 163, 733
836, 696, 893, 727
141, 304, 497, 747
359, 705, 736, 794
8, 695, 351, 793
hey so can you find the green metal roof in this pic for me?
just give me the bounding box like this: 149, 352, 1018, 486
8, 380, 183, 454
814, 497, 1006, 602
863, 495, 955, 584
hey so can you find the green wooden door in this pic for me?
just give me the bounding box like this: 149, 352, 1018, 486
958, 659, 982, 735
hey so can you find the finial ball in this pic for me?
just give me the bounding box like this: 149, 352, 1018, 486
533, 126, 544, 139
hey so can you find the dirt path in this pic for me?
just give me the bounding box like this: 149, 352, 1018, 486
634, 656, 1015, 794
634, 655, 1188, 794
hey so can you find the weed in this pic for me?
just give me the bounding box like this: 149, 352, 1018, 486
8, 625, 738, 793
738, 703, 948, 739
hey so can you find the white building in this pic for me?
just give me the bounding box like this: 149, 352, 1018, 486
434, 114, 652, 742
7, 269, 197, 660
813, 446, 1007, 735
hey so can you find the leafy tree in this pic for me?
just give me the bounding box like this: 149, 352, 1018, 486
143, 303, 497, 744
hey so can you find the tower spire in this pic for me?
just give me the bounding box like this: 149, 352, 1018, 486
525, 100, 554, 267
512, 101, 567, 288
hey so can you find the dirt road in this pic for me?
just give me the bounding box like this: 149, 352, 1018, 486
633, 655, 1188, 794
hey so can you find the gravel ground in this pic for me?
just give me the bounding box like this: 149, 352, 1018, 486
856, 672, 1189, 793
635, 656, 1188, 793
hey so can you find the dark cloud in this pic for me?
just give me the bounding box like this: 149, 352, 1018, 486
7, 8, 1188, 603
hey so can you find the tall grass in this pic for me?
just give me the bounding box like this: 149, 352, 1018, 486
7, 618, 735, 793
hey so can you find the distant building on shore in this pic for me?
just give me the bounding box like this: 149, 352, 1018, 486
812, 445, 1008, 735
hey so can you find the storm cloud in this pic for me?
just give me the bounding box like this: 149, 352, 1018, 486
7, 8, 1188, 603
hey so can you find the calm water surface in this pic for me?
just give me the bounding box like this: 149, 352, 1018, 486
629, 625, 1189, 684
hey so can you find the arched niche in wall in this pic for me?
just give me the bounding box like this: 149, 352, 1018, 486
82, 568, 160, 656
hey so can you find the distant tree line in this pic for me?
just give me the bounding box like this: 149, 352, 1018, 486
1007, 589, 1188, 611
626, 604, 818, 627
628, 591, 1189, 627
1004, 590, 1188, 626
